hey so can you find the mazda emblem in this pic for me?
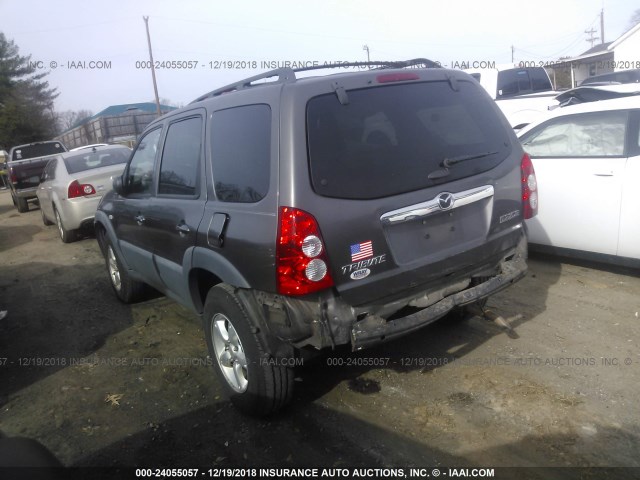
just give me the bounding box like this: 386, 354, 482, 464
437, 192, 454, 210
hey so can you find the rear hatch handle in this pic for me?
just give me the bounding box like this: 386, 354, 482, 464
380, 185, 494, 225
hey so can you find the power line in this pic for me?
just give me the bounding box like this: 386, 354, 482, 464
585, 27, 599, 48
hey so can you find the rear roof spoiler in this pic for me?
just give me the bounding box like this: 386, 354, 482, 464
189, 58, 440, 104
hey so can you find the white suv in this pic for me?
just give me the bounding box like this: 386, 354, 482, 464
518, 88, 640, 266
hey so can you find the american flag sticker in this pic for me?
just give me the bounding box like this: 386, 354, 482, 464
350, 240, 373, 262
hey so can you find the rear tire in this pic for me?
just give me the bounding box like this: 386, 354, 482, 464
55, 208, 77, 243
102, 235, 146, 303
16, 196, 29, 213
203, 284, 294, 416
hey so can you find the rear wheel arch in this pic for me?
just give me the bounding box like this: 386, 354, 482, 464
189, 247, 251, 313
189, 267, 223, 313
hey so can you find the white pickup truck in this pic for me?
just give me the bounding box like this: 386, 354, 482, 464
465, 65, 560, 130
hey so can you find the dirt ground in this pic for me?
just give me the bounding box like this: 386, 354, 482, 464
1, 189, 640, 476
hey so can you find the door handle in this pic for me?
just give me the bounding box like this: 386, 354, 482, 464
134, 214, 145, 225
176, 223, 191, 235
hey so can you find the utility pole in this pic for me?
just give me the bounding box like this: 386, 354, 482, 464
585, 27, 599, 48
511, 45, 514, 63
600, 8, 605, 44
143, 16, 162, 117
363, 45, 370, 63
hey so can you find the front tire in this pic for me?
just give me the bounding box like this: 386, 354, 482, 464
203, 284, 294, 416
102, 235, 146, 303
55, 208, 77, 243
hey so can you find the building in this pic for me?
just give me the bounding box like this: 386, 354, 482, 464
56, 102, 176, 150
547, 22, 640, 87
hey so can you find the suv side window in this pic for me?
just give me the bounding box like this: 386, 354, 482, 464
158, 116, 202, 196
126, 127, 162, 195
521, 110, 628, 157
211, 104, 271, 203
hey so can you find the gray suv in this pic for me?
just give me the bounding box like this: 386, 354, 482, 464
95, 59, 537, 415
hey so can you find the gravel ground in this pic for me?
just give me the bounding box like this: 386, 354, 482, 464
1, 189, 639, 478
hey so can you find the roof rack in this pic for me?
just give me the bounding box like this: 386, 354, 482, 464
190, 58, 440, 104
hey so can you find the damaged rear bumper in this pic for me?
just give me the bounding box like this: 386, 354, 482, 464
250, 232, 529, 355
350, 253, 527, 350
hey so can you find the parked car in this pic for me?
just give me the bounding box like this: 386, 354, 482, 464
95, 59, 536, 415
580, 68, 640, 86
465, 65, 559, 130
518, 92, 640, 266
7, 141, 67, 212
37, 145, 131, 243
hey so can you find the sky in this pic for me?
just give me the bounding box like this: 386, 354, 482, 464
0, 0, 637, 114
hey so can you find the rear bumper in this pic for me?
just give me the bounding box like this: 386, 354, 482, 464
58, 196, 102, 230
251, 231, 529, 353
13, 187, 38, 199
350, 251, 527, 349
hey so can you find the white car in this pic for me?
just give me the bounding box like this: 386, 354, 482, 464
37, 145, 131, 242
518, 91, 640, 266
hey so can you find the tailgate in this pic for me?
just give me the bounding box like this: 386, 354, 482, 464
302, 75, 524, 307
9, 158, 52, 190
380, 186, 493, 265
315, 178, 523, 307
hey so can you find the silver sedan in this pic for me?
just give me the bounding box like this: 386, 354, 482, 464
37, 145, 131, 242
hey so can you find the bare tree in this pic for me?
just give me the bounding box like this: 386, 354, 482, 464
57, 109, 93, 133
151, 98, 183, 109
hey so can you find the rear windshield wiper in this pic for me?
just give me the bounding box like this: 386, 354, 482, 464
442, 151, 498, 168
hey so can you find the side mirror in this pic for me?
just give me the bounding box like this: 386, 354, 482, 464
113, 175, 126, 196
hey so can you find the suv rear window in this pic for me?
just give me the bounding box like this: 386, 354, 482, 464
306, 80, 511, 199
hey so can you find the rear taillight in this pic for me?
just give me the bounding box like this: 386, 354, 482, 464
277, 207, 334, 296
9, 168, 17, 184
68, 180, 96, 199
521, 153, 538, 219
